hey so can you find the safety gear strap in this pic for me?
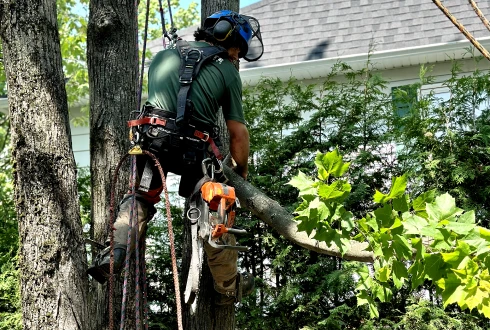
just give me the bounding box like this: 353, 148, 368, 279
175, 39, 227, 127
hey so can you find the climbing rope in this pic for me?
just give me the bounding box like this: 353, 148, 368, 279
107, 0, 183, 328
143, 150, 183, 330
107, 150, 183, 330
119, 156, 139, 330
158, 0, 178, 48
137, 0, 152, 112
432, 0, 490, 62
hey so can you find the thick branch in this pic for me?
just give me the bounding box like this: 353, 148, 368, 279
224, 166, 374, 263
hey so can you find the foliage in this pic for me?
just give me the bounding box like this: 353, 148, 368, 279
289, 149, 490, 320
394, 60, 490, 225
0, 113, 20, 329
0, 255, 21, 330
145, 199, 184, 329
237, 52, 490, 327
55, 0, 199, 127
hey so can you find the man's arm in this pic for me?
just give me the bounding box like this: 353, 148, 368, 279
226, 119, 249, 180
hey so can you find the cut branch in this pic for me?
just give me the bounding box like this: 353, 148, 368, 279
224, 166, 374, 263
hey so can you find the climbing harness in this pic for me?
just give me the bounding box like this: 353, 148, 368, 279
174, 40, 228, 127
184, 159, 248, 314
103, 3, 264, 328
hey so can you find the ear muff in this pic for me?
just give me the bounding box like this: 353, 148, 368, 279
213, 20, 234, 41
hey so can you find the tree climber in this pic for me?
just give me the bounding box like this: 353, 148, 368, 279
88, 10, 264, 305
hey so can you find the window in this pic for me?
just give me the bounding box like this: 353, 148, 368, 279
392, 84, 418, 118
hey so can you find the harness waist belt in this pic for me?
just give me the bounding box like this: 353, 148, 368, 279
127, 117, 167, 127
127, 115, 223, 161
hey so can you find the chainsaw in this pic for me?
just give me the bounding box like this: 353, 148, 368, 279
184, 158, 248, 314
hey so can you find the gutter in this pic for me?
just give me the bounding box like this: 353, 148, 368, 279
240, 36, 490, 86
2, 37, 490, 111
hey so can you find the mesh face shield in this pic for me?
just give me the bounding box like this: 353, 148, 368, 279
240, 15, 263, 62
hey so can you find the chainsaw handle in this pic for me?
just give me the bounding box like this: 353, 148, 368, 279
226, 228, 247, 236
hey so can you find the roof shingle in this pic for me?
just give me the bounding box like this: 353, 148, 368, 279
239, 0, 490, 68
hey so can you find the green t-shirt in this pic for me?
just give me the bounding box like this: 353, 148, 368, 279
146, 41, 245, 127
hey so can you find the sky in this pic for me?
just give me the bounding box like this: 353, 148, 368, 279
179, 0, 261, 11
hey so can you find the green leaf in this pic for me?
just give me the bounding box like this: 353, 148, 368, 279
393, 234, 412, 260
373, 190, 388, 204
413, 189, 436, 212
411, 238, 425, 260
420, 223, 441, 239
392, 260, 408, 289
372, 282, 393, 302
465, 285, 488, 311
437, 272, 465, 308
373, 174, 408, 204
356, 290, 379, 318
288, 171, 316, 196
424, 253, 445, 281
441, 241, 471, 268
376, 267, 391, 283
318, 180, 351, 202
445, 222, 476, 236
393, 195, 409, 213
403, 213, 427, 235
463, 229, 490, 256
409, 261, 425, 289
459, 210, 475, 224
296, 197, 329, 236
340, 210, 355, 232
388, 174, 408, 199
480, 227, 490, 241
314, 149, 350, 180
365, 214, 379, 232
374, 204, 393, 228
427, 193, 463, 222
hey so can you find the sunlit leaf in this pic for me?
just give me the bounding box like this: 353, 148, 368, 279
437, 272, 465, 308
288, 171, 316, 196
403, 213, 427, 235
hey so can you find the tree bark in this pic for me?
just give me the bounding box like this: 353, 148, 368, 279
87, 0, 138, 328
181, 1, 241, 329
0, 1, 89, 329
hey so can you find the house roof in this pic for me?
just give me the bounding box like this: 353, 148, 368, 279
239, 0, 490, 69
145, 0, 490, 85
4, 1, 490, 113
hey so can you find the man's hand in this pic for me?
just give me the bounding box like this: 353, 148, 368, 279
226, 120, 249, 180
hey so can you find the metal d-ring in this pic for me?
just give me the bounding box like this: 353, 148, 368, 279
186, 207, 201, 224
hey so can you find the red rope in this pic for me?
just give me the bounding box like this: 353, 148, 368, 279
108, 153, 131, 330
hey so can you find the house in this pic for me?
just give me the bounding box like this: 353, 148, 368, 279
1, 0, 489, 167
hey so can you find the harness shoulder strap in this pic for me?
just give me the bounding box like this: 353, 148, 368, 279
175, 39, 228, 127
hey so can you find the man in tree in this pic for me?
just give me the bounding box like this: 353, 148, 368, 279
88, 10, 264, 304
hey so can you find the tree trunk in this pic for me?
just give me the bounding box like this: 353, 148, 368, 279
87, 0, 138, 328
181, 1, 240, 329
0, 1, 89, 329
